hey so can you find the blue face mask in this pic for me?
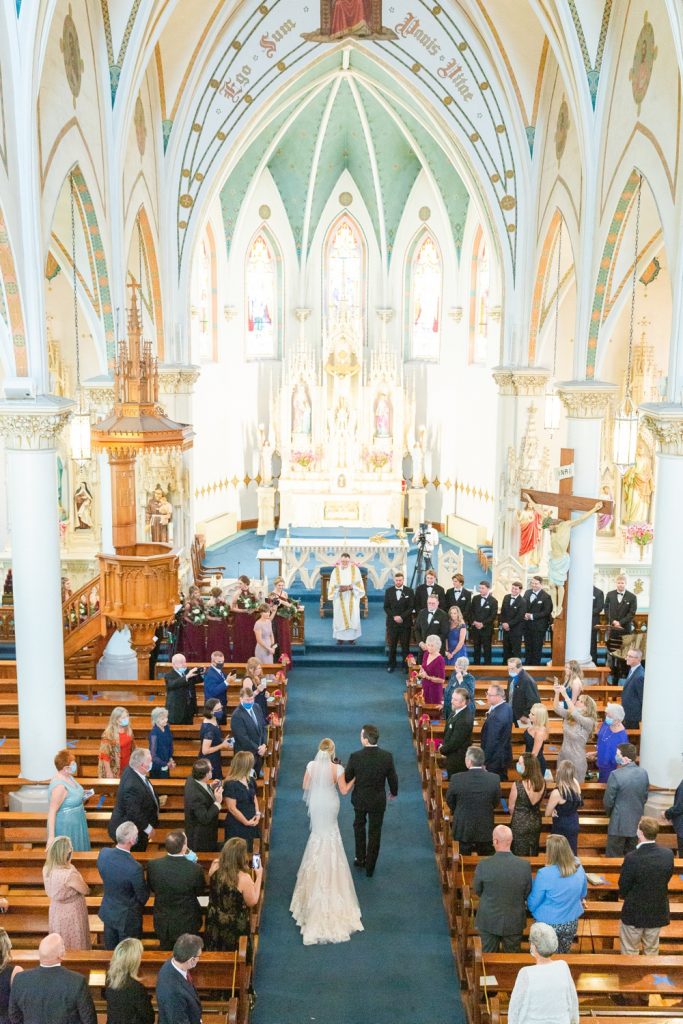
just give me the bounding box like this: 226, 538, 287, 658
119, 718, 129, 728
615, 752, 625, 765
242, 702, 254, 711
515, 762, 524, 774
185, 850, 198, 862
605, 716, 614, 726
509, 671, 518, 678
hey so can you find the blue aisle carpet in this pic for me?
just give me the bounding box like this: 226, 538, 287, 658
252, 664, 465, 1024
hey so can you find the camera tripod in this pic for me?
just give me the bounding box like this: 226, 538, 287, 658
410, 535, 432, 590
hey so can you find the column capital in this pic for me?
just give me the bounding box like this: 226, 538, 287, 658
640, 402, 683, 455
491, 366, 550, 396
375, 308, 394, 323
83, 375, 114, 411
556, 380, 618, 418
0, 395, 74, 451
158, 364, 201, 395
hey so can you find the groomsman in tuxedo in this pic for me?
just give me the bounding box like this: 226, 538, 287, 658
605, 574, 637, 683
523, 576, 553, 666
383, 571, 414, 673
445, 573, 472, 622
414, 594, 449, 651
470, 581, 498, 665
591, 585, 605, 664
414, 569, 446, 612
499, 581, 525, 660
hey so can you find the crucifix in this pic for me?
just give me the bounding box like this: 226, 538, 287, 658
521, 448, 613, 664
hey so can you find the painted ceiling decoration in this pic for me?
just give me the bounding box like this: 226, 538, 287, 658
100, 0, 143, 104
567, 0, 613, 108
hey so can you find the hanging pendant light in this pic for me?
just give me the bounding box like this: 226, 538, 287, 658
68, 171, 91, 466
613, 175, 642, 474
544, 218, 562, 431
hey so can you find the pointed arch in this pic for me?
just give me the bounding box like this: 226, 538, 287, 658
323, 212, 366, 344
244, 224, 282, 360
0, 203, 27, 375
528, 210, 562, 364
405, 227, 442, 361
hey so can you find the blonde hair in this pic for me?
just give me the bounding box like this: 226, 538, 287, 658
228, 750, 255, 780
0, 929, 11, 970
44, 835, 73, 875
570, 693, 597, 734
215, 837, 249, 889
565, 660, 584, 681
106, 938, 143, 989
319, 737, 335, 759
103, 707, 132, 743
273, 576, 285, 586
245, 657, 261, 679
529, 703, 548, 727
545, 834, 579, 876
555, 760, 581, 799
448, 606, 465, 628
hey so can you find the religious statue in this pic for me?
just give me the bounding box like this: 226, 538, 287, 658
621, 440, 653, 523
74, 481, 94, 530
517, 500, 543, 565
597, 484, 615, 535
522, 492, 603, 618
329, 398, 355, 470
258, 425, 273, 485
374, 393, 391, 438
146, 485, 173, 542
292, 382, 312, 437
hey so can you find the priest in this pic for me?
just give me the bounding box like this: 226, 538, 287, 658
328, 552, 364, 644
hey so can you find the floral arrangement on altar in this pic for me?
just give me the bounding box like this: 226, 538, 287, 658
623, 522, 654, 548
363, 446, 392, 471
291, 448, 315, 469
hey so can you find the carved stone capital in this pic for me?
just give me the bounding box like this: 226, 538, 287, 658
640, 403, 683, 455
294, 307, 312, 323
556, 380, 618, 418
492, 366, 550, 396
375, 308, 394, 323
158, 364, 201, 395
83, 376, 114, 411
0, 395, 74, 451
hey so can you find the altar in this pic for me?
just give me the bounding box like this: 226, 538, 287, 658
279, 533, 409, 590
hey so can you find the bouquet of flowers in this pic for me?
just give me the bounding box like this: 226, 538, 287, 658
275, 600, 298, 620
236, 593, 259, 611
363, 446, 392, 471
291, 448, 315, 469
186, 602, 207, 625
623, 522, 654, 547
207, 601, 229, 619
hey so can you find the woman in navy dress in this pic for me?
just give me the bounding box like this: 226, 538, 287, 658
444, 606, 467, 666
523, 703, 549, 776
148, 706, 175, 778
546, 760, 583, 855
223, 751, 261, 850
199, 699, 231, 782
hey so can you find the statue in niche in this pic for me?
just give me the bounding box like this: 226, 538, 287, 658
330, 399, 354, 470
146, 484, 173, 543
292, 382, 312, 437
622, 439, 653, 523
374, 393, 391, 438
597, 483, 615, 536
74, 481, 94, 530
258, 425, 273, 485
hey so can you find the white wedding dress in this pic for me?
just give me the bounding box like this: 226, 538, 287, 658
290, 752, 363, 945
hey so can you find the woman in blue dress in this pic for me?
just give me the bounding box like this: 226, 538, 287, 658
148, 706, 175, 779
444, 606, 467, 666
46, 749, 92, 851
595, 703, 628, 782
444, 655, 476, 718
546, 760, 583, 855
199, 699, 231, 781
523, 703, 549, 776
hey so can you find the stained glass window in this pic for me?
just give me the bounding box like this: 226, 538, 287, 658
324, 215, 365, 340
410, 232, 442, 360
246, 233, 277, 358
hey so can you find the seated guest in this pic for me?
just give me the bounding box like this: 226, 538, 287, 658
148, 706, 175, 779
42, 836, 91, 950
206, 838, 263, 961
523, 703, 548, 776
446, 745, 501, 855
244, 657, 270, 720
8, 933, 96, 1024
509, 753, 545, 856
527, 834, 587, 953
199, 699, 230, 782
481, 685, 513, 779
621, 648, 645, 729
156, 934, 204, 1024
619, 816, 675, 956
604, 741, 649, 858
203, 651, 231, 724
46, 748, 91, 852
440, 688, 474, 778
546, 760, 583, 855
473, 825, 532, 953
165, 654, 201, 726
418, 634, 446, 706
595, 704, 628, 782
97, 822, 149, 950
107, 748, 159, 852
506, 658, 540, 722
445, 657, 475, 713
231, 687, 268, 775
665, 776, 683, 857
223, 751, 260, 850
0, 928, 22, 1023
104, 937, 154, 1024
147, 830, 206, 950
184, 759, 224, 852
98, 706, 136, 779
444, 606, 467, 666
507, 922, 579, 1024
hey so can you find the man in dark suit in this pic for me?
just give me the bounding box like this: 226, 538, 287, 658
383, 570, 414, 672
203, 650, 230, 723
445, 573, 471, 622
473, 825, 532, 952
481, 684, 513, 778
414, 569, 446, 612
147, 830, 206, 950
523, 575, 553, 666
469, 581, 498, 665
344, 723, 398, 877
621, 648, 645, 728
8, 932, 96, 1024
619, 816, 675, 955
591, 585, 604, 664
108, 748, 159, 851
231, 686, 268, 774
440, 688, 474, 777
97, 821, 149, 949
604, 742, 649, 857
445, 745, 500, 855
506, 658, 540, 723
500, 581, 525, 660
414, 594, 449, 652
605, 574, 637, 683
184, 759, 224, 852
165, 653, 201, 725
156, 934, 204, 1024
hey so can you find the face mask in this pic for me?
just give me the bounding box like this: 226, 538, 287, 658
185, 850, 198, 863
509, 671, 518, 678
605, 716, 614, 726
515, 762, 524, 774
615, 752, 625, 765
68, 762, 77, 774
119, 718, 130, 728
242, 702, 254, 711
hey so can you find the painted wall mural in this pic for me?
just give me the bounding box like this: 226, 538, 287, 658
629, 13, 658, 115
60, 6, 84, 107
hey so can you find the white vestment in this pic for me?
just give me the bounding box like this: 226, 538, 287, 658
328, 563, 363, 640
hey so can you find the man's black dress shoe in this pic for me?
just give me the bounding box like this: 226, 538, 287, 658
387, 666, 395, 673
353, 859, 365, 868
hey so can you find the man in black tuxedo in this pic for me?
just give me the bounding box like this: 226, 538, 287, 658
481, 684, 513, 778
97, 821, 149, 949
523, 575, 552, 666
184, 759, 224, 852
445, 745, 500, 855
445, 572, 471, 622
165, 653, 201, 725
469, 581, 498, 665
414, 569, 446, 612
383, 570, 414, 673
230, 686, 268, 773
619, 816, 675, 955
605, 574, 637, 683
8, 932, 96, 1024
344, 724, 398, 877
108, 748, 159, 851
203, 650, 229, 723
147, 830, 206, 949
500, 581, 525, 660
414, 594, 449, 652
156, 934, 204, 1024
473, 825, 532, 952
506, 658, 540, 723
591, 585, 605, 664
440, 688, 474, 777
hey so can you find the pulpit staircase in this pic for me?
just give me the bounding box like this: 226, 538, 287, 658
62, 577, 114, 677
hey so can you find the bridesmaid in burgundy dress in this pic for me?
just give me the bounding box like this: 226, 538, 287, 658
418, 634, 446, 706
269, 576, 297, 667
230, 576, 259, 662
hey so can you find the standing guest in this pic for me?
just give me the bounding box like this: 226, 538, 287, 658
164, 654, 201, 725
107, 748, 159, 852
147, 831, 205, 951
469, 581, 498, 665
523, 704, 549, 776
0, 929, 22, 1024
444, 606, 467, 666
104, 938, 154, 1024
595, 704, 628, 783
546, 761, 583, 855
509, 753, 545, 856
553, 684, 597, 782
555, 660, 584, 706
184, 759, 224, 853
206, 838, 262, 959
148, 706, 175, 779
328, 553, 364, 645
506, 658, 540, 723
444, 572, 471, 621
591, 585, 605, 665
619, 816, 674, 955
604, 742, 649, 857
97, 822, 149, 950
223, 751, 260, 850
523, 576, 553, 666
418, 634, 446, 706
481, 684, 513, 779
507, 922, 579, 1024
98, 707, 136, 780
605, 574, 637, 684
253, 603, 277, 664
664, 777, 683, 857
42, 836, 91, 950
203, 651, 230, 723
46, 749, 92, 851
244, 657, 270, 720
269, 576, 296, 666
473, 825, 532, 952
527, 834, 587, 953
440, 689, 474, 777
156, 934, 204, 1024
414, 594, 449, 653
446, 745, 501, 856
445, 657, 475, 712
621, 648, 645, 729
500, 581, 525, 660
230, 687, 268, 775
8, 933, 96, 1024
230, 575, 259, 661
414, 569, 446, 612
199, 699, 230, 782
383, 570, 414, 673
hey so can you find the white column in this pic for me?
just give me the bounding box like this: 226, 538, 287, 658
0, 397, 73, 780
558, 382, 617, 664
638, 404, 683, 795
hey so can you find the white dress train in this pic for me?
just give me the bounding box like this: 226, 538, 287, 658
290, 760, 363, 945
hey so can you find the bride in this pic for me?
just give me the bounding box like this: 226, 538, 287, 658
290, 738, 363, 945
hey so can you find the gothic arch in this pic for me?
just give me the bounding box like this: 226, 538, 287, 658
404, 226, 443, 361
0, 202, 27, 375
